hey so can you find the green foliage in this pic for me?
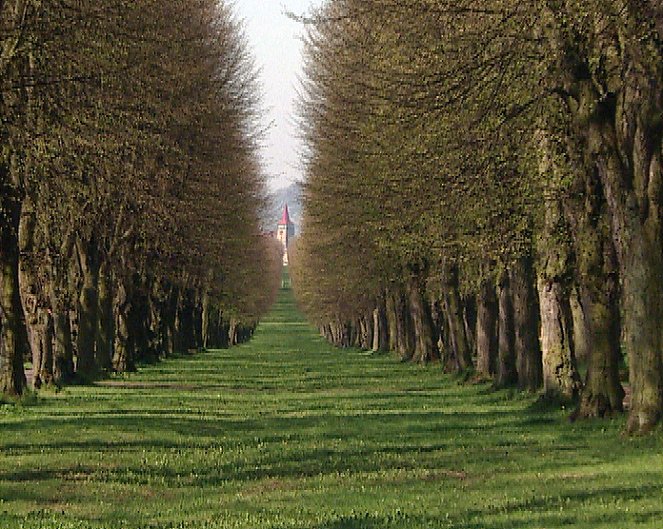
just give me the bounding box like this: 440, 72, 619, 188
1, 287, 661, 528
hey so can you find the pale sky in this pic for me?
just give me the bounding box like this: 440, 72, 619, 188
234, 0, 324, 190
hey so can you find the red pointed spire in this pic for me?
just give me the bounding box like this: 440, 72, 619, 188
279, 204, 291, 225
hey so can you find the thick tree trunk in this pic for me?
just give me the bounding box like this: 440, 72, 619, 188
576, 284, 625, 418
510, 257, 542, 391
407, 275, 438, 364
463, 295, 476, 360
358, 313, 372, 350
535, 191, 581, 400
52, 308, 74, 383
569, 288, 589, 364
564, 162, 625, 419
387, 287, 414, 361
18, 196, 54, 388
385, 291, 398, 353
476, 280, 498, 378
75, 237, 100, 378
175, 289, 197, 352
442, 265, 472, 372
496, 271, 517, 388
588, 111, 663, 433
201, 290, 211, 350
0, 184, 27, 396
538, 277, 581, 400
112, 276, 135, 373
95, 260, 114, 371
371, 298, 389, 352
130, 276, 154, 362
228, 317, 238, 347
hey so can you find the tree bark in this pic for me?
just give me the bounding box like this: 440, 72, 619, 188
496, 270, 517, 388
18, 196, 54, 388
387, 287, 414, 361
407, 274, 438, 364
442, 265, 472, 372
538, 277, 581, 400
587, 106, 663, 433
371, 297, 389, 352
510, 256, 542, 391
476, 280, 498, 378
564, 158, 625, 419
112, 275, 135, 373
0, 178, 27, 396
75, 237, 100, 378
95, 260, 114, 371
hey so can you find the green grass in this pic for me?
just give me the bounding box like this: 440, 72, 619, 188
1, 287, 662, 528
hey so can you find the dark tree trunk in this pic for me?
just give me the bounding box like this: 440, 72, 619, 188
510, 256, 542, 391
463, 295, 476, 360
371, 298, 389, 352
476, 280, 498, 378
95, 260, 114, 371
0, 180, 27, 396
407, 274, 438, 364
48, 249, 75, 384
201, 289, 211, 350
588, 112, 663, 434
565, 161, 625, 419
112, 276, 135, 373
387, 287, 414, 361
496, 270, 517, 388
569, 287, 589, 364
75, 237, 100, 378
576, 284, 624, 418
52, 308, 74, 384
442, 265, 472, 372
18, 196, 54, 388
385, 291, 398, 353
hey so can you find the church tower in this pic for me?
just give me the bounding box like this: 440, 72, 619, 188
276, 204, 295, 265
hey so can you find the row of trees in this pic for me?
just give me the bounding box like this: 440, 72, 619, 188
290, 0, 663, 434
0, 1, 281, 396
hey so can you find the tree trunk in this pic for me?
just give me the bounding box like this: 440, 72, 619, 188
407, 274, 438, 364
95, 260, 114, 371
576, 284, 624, 418
569, 287, 589, 364
387, 287, 414, 361
112, 276, 135, 373
510, 256, 542, 391
75, 237, 100, 378
358, 314, 371, 350
476, 280, 498, 378
463, 295, 476, 361
385, 291, 398, 353
442, 265, 472, 372
588, 111, 663, 434
201, 289, 211, 350
538, 277, 581, 400
52, 308, 74, 384
47, 245, 75, 384
17, 196, 54, 388
496, 270, 517, 388
371, 298, 389, 352
0, 179, 27, 396
565, 161, 625, 420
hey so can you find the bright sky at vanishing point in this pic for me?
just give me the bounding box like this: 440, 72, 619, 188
235, 0, 324, 191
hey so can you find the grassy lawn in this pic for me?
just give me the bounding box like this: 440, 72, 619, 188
1, 285, 662, 529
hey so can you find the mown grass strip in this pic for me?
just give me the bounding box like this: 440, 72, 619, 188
1, 286, 662, 528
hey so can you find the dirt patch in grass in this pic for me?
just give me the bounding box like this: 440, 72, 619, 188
238, 478, 298, 498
